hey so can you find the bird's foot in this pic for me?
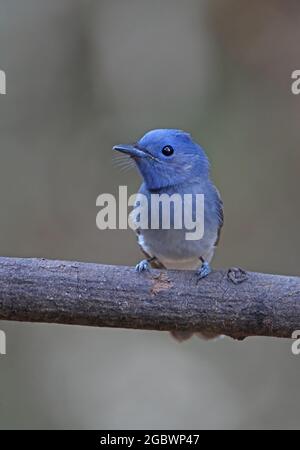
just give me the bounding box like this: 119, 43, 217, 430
135, 259, 151, 273
196, 261, 212, 280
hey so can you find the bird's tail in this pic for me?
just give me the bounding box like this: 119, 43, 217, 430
170, 331, 222, 342
169, 331, 194, 342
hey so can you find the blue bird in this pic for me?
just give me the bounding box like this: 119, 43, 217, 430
113, 129, 223, 341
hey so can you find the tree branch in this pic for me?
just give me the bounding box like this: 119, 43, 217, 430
0, 257, 299, 339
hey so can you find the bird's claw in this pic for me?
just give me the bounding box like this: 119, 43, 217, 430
196, 261, 212, 279
135, 259, 151, 273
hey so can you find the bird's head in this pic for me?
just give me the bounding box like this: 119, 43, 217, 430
113, 129, 210, 190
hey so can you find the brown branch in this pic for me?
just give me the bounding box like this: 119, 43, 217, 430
0, 256, 299, 339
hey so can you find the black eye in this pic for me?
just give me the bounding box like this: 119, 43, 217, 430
162, 145, 174, 156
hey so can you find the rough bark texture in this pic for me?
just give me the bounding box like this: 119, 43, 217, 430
0, 257, 299, 339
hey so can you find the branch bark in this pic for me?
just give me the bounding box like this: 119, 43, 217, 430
0, 256, 299, 339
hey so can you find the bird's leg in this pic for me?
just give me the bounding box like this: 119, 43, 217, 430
196, 257, 212, 279
135, 256, 156, 273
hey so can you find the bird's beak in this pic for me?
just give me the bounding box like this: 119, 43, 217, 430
113, 144, 147, 158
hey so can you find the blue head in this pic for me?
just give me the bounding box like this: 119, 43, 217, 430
113, 129, 210, 190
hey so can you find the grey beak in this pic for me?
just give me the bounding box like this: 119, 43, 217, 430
113, 144, 146, 158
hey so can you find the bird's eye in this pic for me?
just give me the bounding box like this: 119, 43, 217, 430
162, 145, 174, 156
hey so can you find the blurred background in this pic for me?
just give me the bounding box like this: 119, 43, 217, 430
0, 0, 300, 430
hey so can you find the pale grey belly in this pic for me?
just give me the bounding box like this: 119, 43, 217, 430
138, 228, 217, 269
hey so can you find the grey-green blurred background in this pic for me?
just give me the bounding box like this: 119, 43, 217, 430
0, 0, 300, 430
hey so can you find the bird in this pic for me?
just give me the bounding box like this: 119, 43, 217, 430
113, 129, 223, 341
